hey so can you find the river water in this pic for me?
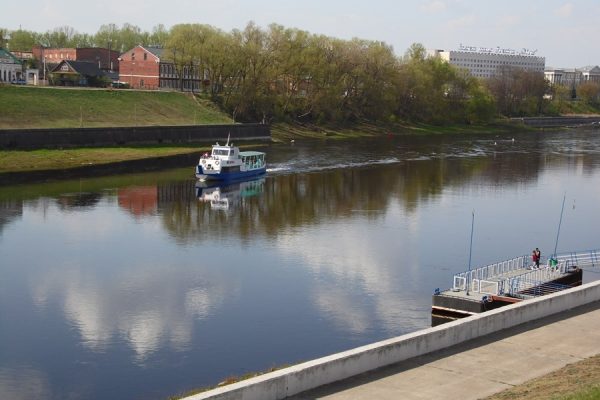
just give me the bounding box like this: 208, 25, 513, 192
1, 129, 599, 399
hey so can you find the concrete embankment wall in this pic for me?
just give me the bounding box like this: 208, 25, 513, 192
186, 280, 600, 400
0, 124, 271, 150
513, 116, 600, 128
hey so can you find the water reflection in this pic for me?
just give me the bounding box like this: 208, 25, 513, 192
31, 246, 235, 363
0, 130, 599, 400
0, 366, 51, 400
57, 192, 102, 210
118, 186, 158, 218
0, 199, 23, 236
195, 178, 266, 211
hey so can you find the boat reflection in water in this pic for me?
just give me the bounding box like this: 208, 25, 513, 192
195, 177, 266, 210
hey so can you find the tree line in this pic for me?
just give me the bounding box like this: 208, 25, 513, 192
161, 23, 498, 125
2, 23, 599, 125
1, 24, 168, 55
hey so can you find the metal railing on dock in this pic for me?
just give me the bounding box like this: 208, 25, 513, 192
555, 249, 599, 269
452, 249, 599, 298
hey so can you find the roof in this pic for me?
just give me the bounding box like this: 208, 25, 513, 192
50, 60, 104, 77
145, 46, 164, 58
240, 151, 265, 157
0, 48, 22, 65
120, 45, 163, 60
545, 66, 600, 74
580, 66, 600, 73
104, 70, 119, 81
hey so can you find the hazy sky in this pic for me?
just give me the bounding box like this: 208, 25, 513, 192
2, 0, 599, 67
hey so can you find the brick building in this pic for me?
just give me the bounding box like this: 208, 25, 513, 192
118, 45, 201, 91
32, 46, 119, 79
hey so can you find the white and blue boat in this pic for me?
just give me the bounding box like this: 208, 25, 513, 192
195, 139, 266, 181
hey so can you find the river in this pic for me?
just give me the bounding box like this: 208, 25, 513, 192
1, 129, 599, 399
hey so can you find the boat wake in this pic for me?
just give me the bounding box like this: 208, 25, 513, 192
267, 157, 400, 175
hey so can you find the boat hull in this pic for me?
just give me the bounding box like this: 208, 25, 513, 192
196, 166, 266, 181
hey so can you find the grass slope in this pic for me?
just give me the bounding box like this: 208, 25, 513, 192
0, 85, 232, 129
485, 354, 600, 400
0, 146, 208, 173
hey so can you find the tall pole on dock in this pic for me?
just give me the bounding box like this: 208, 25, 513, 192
553, 193, 567, 258
467, 210, 475, 296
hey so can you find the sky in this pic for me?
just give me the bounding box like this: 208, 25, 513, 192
2, 0, 599, 67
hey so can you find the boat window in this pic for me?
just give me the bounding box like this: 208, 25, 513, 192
212, 149, 230, 156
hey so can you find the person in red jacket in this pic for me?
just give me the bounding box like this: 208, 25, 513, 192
532, 249, 539, 269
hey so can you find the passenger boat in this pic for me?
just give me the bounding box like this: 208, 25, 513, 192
195, 138, 266, 181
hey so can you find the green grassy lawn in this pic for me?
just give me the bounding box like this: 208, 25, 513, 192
0, 85, 232, 129
547, 99, 600, 116
0, 146, 207, 173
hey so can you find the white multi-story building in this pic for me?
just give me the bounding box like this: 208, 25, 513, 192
435, 45, 545, 79
0, 48, 23, 83
544, 66, 600, 87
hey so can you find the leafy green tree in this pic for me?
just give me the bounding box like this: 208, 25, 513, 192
39, 26, 78, 47
94, 23, 145, 53
487, 66, 547, 116
404, 42, 427, 62
119, 23, 145, 52
202, 28, 242, 98
7, 29, 38, 51
465, 84, 496, 124
94, 24, 120, 51
72, 33, 95, 47
149, 24, 169, 47
577, 81, 600, 106
0, 28, 9, 48
224, 22, 275, 122
165, 24, 209, 92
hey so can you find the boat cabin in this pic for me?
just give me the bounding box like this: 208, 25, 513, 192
211, 145, 238, 159
240, 151, 265, 169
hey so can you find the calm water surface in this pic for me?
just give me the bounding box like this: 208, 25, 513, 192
1, 130, 600, 399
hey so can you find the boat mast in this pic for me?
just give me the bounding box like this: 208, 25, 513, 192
466, 210, 475, 296
553, 193, 567, 259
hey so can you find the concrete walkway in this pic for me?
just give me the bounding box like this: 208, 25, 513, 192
288, 301, 600, 400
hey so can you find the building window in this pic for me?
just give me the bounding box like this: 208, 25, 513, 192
140, 79, 144, 87
144, 53, 147, 61
131, 53, 135, 61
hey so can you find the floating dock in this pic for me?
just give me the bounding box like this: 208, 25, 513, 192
432, 250, 598, 326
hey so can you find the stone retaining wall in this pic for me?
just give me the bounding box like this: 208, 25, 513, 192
0, 124, 270, 149
185, 280, 600, 400
513, 116, 600, 127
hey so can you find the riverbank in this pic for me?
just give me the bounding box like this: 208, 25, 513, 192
0, 121, 526, 176
269, 120, 528, 141
0, 84, 565, 178
0, 146, 208, 173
